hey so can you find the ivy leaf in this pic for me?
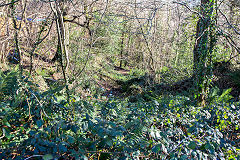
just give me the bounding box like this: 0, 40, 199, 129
71, 125, 78, 133
204, 142, 213, 150
67, 135, 75, 144
105, 139, 112, 147
188, 126, 196, 133
153, 100, 159, 106
152, 144, 161, 153
191, 151, 197, 157
223, 114, 228, 119
155, 131, 161, 139
188, 141, 197, 149
2, 128, 11, 139
180, 155, 188, 160
162, 144, 167, 154
36, 120, 44, 128
80, 155, 88, 160
59, 143, 67, 153
3, 119, 11, 127
42, 154, 53, 160
29, 131, 37, 136
152, 144, 167, 154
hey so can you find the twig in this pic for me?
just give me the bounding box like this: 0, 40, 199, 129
74, 0, 110, 78
19, 82, 51, 119
219, 9, 240, 35
24, 155, 43, 160
172, 1, 202, 18
29, 14, 54, 74
223, 33, 240, 62
0, 0, 20, 7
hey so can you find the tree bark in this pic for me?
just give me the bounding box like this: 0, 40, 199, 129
193, 0, 215, 105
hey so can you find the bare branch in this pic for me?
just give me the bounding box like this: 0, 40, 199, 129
219, 8, 240, 35
0, 0, 20, 7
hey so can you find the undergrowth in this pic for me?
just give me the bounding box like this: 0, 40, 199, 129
0, 70, 239, 160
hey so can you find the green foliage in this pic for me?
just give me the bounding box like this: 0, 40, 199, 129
228, 69, 240, 88
0, 70, 239, 159
0, 69, 19, 99
193, 1, 219, 105
208, 87, 233, 103
2, 1, 240, 159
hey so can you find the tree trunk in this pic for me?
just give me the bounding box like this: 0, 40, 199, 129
193, 0, 216, 105
119, 30, 124, 68
50, 0, 70, 102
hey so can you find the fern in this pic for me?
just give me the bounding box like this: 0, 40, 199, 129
0, 69, 19, 99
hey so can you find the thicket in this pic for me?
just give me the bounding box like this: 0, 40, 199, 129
0, 0, 240, 159
0, 69, 240, 159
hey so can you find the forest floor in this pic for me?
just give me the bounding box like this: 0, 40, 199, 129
97, 63, 240, 102
1, 63, 240, 159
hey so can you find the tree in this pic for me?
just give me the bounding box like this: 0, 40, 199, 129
193, 0, 217, 105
